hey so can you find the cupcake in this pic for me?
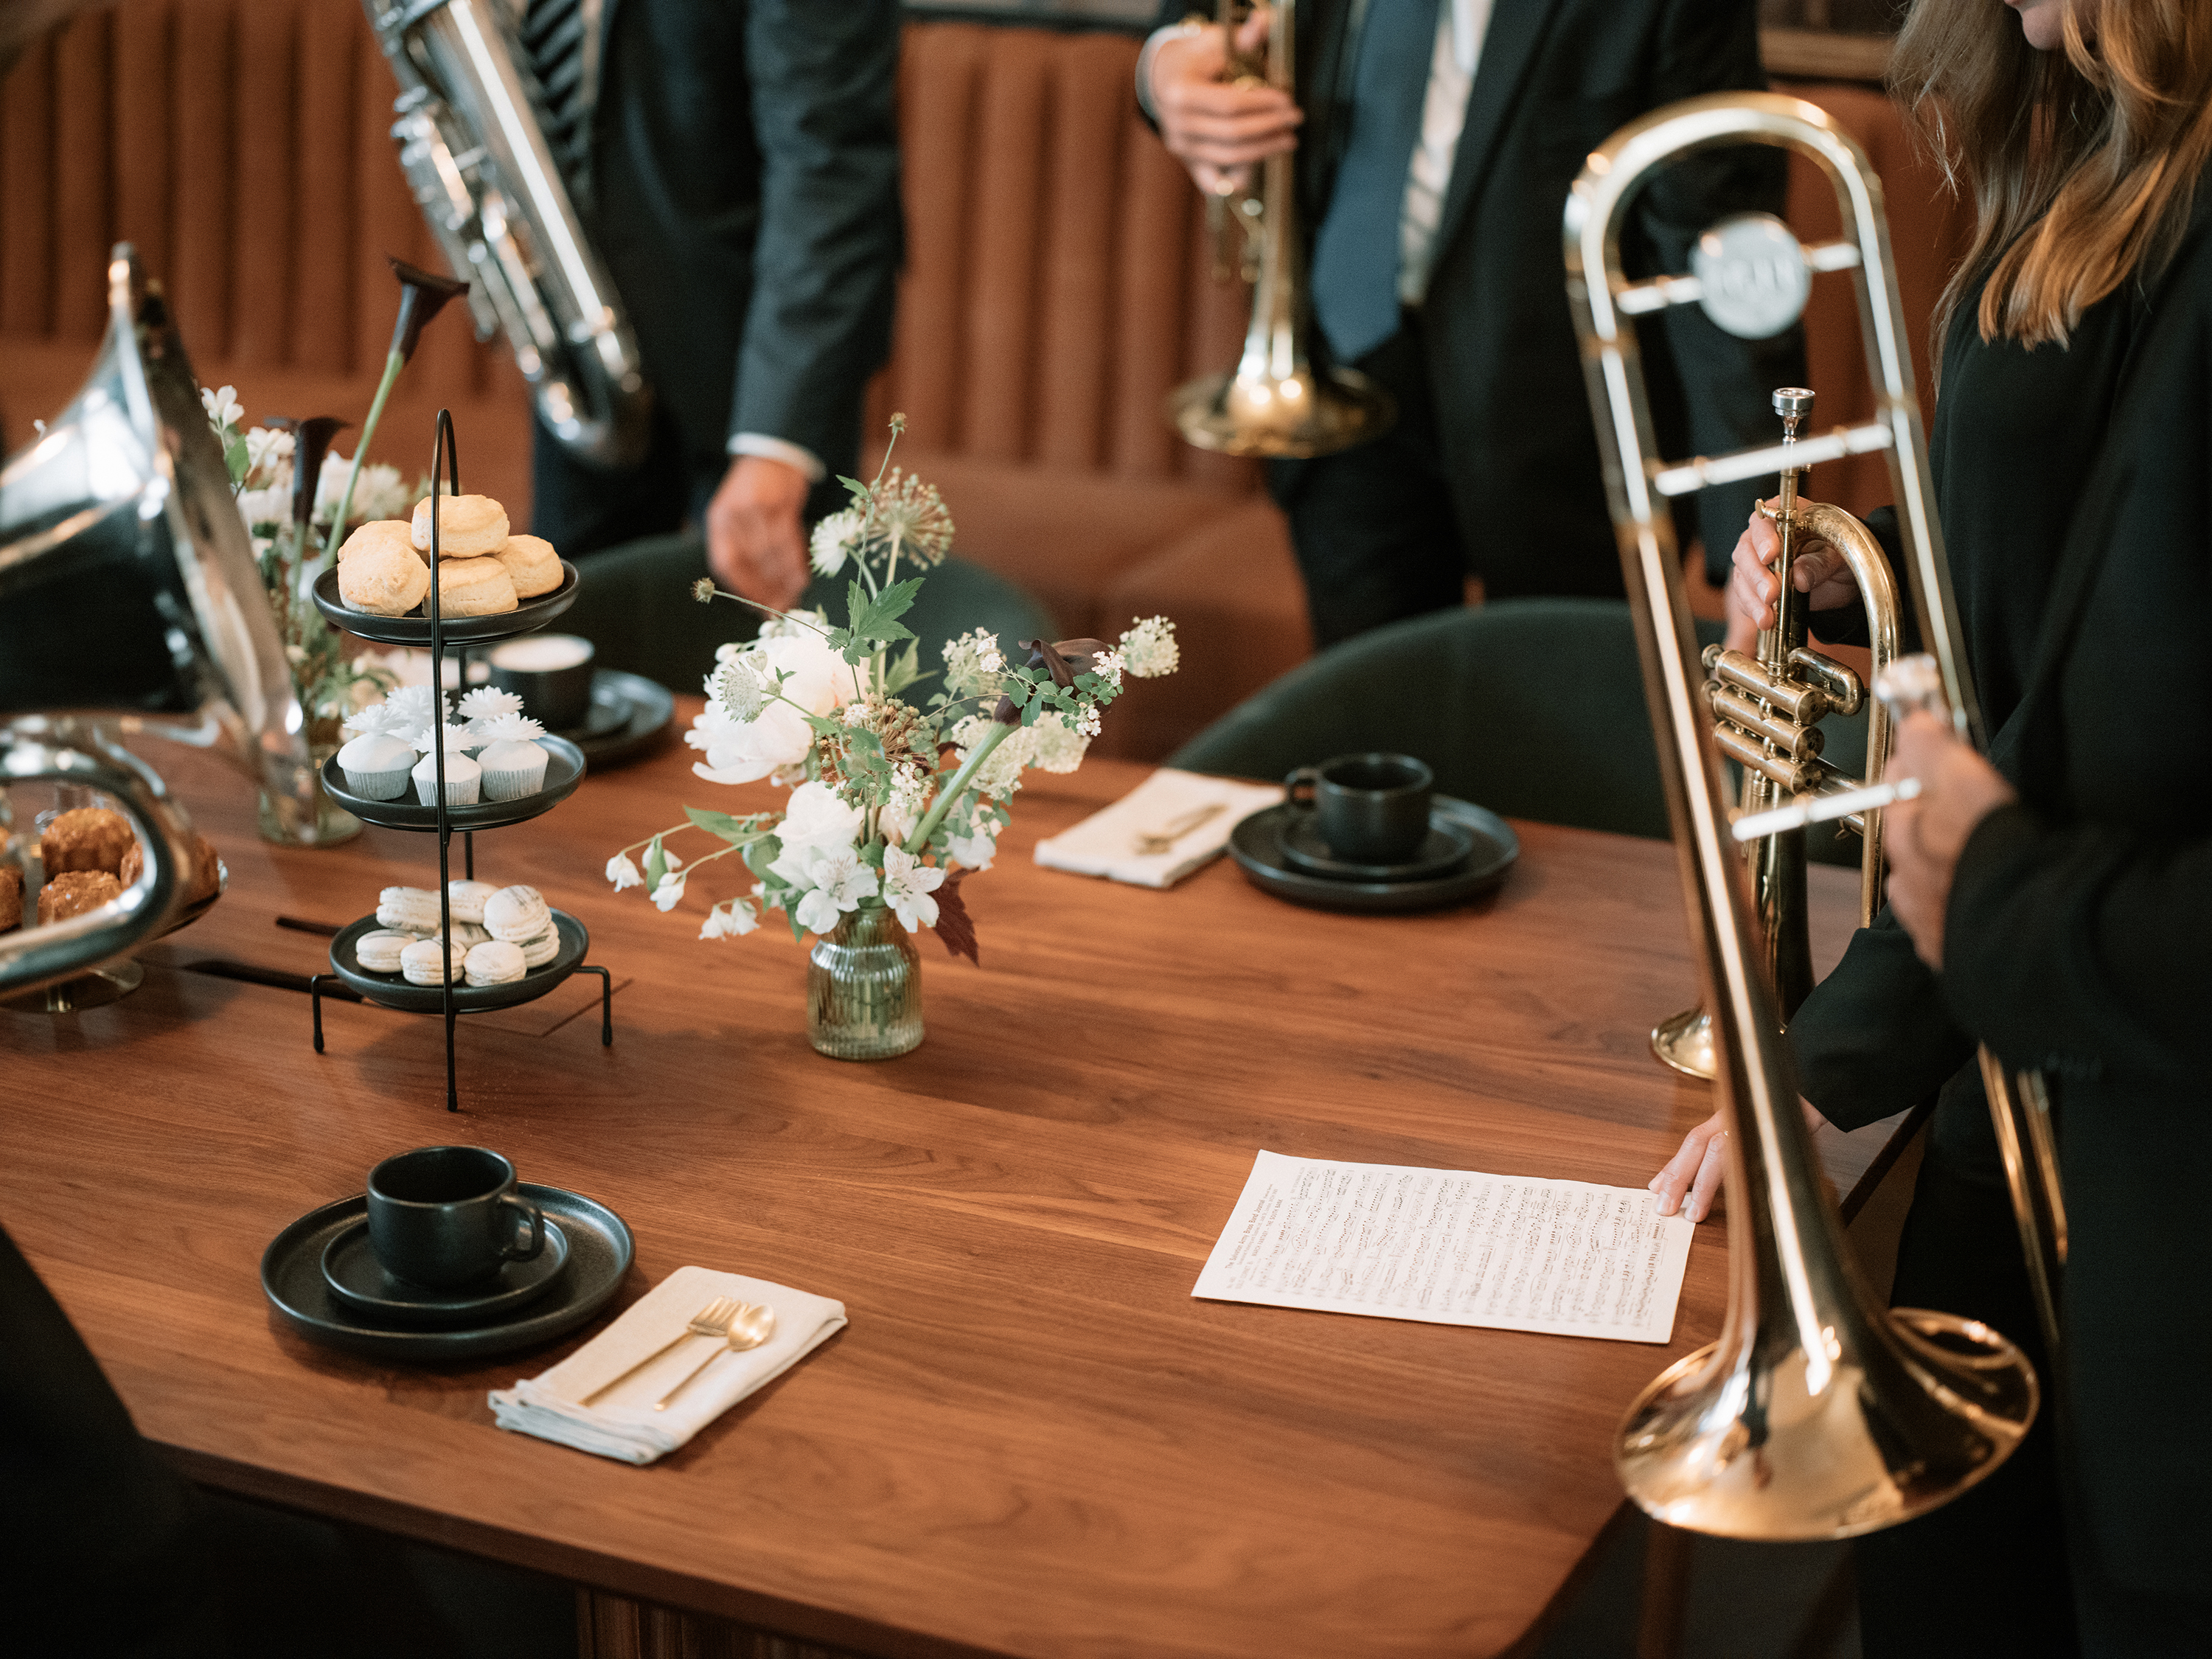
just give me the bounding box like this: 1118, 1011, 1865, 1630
337, 729, 417, 800
456, 686, 524, 741
410, 726, 483, 806
474, 713, 549, 801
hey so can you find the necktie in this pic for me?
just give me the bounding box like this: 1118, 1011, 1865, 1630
1309, 0, 1441, 365
521, 0, 593, 194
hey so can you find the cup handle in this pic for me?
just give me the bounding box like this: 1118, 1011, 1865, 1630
1284, 766, 1321, 809
499, 1194, 545, 1262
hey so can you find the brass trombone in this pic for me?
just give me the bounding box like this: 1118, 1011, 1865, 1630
1166, 0, 1396, 458
1650, 387, 1904, 1079
1565, 94, 2043, 1539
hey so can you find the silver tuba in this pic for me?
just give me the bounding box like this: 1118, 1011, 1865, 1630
366, 0, 651, 468
1565, 96, 2041, 1539
1, 246, 319, 1001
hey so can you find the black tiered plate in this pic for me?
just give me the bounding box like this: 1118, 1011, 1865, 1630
312, 561, 580, 644
320, 735, 587, 832
329, 908, 587, 1011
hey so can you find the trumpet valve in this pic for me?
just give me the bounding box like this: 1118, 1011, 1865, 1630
1707, 684, 1826, 762
1705, 647, 1830, 726
1711, 723, 1826, 794
1785, 647, 1863, 717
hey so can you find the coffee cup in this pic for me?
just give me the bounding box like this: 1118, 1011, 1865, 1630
1284, 752, 1435, 865
486, 633, 595, 731
366, 1146, 544, 1289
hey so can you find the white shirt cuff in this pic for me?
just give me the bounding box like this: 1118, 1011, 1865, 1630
1135, 21, 1202, 122
727, 432, 825, 483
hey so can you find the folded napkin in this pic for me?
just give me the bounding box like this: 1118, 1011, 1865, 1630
1034, 768, 1283, 889
488, 1265, 846, 1465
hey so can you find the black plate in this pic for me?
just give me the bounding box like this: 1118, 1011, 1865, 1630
320, 1217, 570, 1328
1279, 815, 1477, 882
320, 735, 587, 832
1229, 798, 1518, 914
329, 908, 586, 1012
568, 670, 675, 770
312, 561, 580, 646
262, 1184, 631, 1362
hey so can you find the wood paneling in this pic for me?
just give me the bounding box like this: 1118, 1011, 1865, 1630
0, 32, 55, 339
1, 723, 1893, 1659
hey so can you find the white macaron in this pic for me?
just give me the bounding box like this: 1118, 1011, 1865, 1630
353, 930, 420, 973
464, 941, 527, 987
481, 884, 552, 943
400, 937, 461, 986
376, 886, 443, 934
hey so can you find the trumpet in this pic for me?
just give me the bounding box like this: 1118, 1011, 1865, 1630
1166, 0, 1396, 459
1650, 387, 1904, 1080
1566, 93, 2042, 1539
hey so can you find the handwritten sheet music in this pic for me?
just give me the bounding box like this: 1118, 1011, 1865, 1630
1192, 1150, 1695, 1345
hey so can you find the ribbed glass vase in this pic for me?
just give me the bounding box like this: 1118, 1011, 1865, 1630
807, 902, 923, 1060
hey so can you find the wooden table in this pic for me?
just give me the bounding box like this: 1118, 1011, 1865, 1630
0, 717, 1899, 1659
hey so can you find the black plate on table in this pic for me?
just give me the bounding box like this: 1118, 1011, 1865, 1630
1229, 797, 1518, 914
312, 561, 580, 646
319, 1217, 571, 1328
564, 671, 676, 770
320, 735, 586, 832
328, 908, 586, 1012
262, 1184, 630, 1362
1279, 815, 1477, 882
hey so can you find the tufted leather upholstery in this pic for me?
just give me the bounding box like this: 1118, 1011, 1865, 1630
0, 8, 1966, 758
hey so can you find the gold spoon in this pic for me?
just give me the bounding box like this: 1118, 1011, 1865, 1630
651, 1301, 777, 1411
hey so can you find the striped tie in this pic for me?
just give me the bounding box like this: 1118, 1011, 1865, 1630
521, 0, 593, 194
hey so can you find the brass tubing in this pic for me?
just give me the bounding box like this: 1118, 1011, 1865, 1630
1703, 647, 1830, 725
1787, 647, 1864, 716
1708, 686, 1825, 759
1712, 724, 1823, 792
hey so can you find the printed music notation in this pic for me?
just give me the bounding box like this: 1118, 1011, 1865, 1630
1192, 1150, 1694, 1344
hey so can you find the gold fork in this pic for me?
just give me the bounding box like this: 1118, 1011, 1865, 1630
577, 1295, 740, 1407
652, 1301, 779, 1411
1130, 801, 1225, 856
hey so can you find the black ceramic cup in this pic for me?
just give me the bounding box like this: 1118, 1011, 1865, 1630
1284, 752, 1435, 866
366, 1145, 544, 1290
485, 633, 595, 731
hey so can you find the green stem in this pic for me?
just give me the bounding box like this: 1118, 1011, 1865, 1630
908, 719, 1016, 850
321, 347, 406, 567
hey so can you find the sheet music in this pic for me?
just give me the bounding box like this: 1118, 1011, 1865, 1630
1192, 1150, 1694, 1344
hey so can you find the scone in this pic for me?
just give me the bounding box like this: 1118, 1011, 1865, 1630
41, 807, 133, 875
37, 869, 122, 924
411, 493, 509, 558
338, 535, 432, 616
337, 518, 424, 568
493, 534, 563, 598
427, 557, 517, 618
0, 865, 22, 932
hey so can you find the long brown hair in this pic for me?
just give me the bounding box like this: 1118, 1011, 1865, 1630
1891, 0, 2212, 348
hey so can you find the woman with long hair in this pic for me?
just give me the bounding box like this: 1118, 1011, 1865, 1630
1649, 1, 2212, 1652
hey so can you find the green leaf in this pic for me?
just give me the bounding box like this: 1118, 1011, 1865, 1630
843, 576, 923, 653
884, 637, 924, 695
744, 835, 782, 880
644, 836, 667, 889
836, 473, 872, 509
223, 435, 250, 487
684, 807, 768, 846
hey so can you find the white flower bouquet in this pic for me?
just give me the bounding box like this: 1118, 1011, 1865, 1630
607, 419, 1180, 959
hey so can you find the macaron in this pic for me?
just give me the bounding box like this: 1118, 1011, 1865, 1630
376, 886, 443, 933
464, 940, 526, 987
446, 880, 501, 924
411, 493, 509, 558
400, 937, 461, 986
515, 927, 560, 969
354, 930, 420, 973
428, 921, 490, 950
481, 884, 551, 943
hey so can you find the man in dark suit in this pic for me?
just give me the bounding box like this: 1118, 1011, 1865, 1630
1145, 0, 1798, 647
524, 0, 902, 609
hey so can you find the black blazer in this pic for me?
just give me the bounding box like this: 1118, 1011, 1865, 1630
582, 0, 903, 495
1152, 0, 1801, 585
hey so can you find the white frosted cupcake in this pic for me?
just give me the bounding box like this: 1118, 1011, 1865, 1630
411, 725, 483, 805
474, 713, 549, 801
336, 731, 416, 800
456, 686, 525, 741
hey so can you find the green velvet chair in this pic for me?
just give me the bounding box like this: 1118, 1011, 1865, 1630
1168, 597, 1868, 859
559, 534, 1059, 697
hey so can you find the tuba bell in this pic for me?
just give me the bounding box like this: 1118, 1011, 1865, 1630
1, 246, 318, 1003
366, 0, 651, 469
1565, 95, 2043, 1538
1166, 0, 1396, 459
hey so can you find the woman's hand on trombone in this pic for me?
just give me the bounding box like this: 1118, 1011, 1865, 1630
1885, 711, 2017, 971
1150, 6, 1301, 198
1721, 501, 1858, 653
1649, 1098, 1828, 1223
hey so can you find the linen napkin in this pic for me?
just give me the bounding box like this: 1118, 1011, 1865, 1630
1033, 768, 1282, 889
488, 1265, 846, 1465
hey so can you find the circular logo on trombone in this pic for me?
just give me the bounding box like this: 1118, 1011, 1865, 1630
1690, 214, 1811, 341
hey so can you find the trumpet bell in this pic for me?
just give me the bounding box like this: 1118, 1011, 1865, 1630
1168, 363, 1395, 459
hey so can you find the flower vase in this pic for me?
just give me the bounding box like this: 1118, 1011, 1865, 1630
257, 717, 361, 848
807, 902, 922, 1060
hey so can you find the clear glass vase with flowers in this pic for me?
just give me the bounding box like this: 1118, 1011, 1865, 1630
605, 418, 1180, 1058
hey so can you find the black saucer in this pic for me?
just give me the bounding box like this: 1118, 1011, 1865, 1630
319, 1217, 571, 1329
1280, 813, 1476, 881
1229, 797, 1519, 914
563, 671, 676, 769
262, 1183, 632, 1361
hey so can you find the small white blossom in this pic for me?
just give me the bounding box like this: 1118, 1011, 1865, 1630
235, 485, 289, 533
650, 872, 687, 912
1026, 709, 1089, 774
243, 425, 293, 483
606, 853, 644, 891
1118, 616, 1180, 678
349, 462, 411, 524
809, 509, 864, 577
456, 686, 524, 725
946, 815, 1001, 871
759, 606, 830, 642
1074, 704, 1102, 740
942, 628, 1006, 698
1088, 648, 1126, 694
699, 900, 759, 940
202, 384, 244, 429
881, 845, 946, 933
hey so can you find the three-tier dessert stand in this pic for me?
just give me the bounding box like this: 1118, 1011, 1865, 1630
307, 411, 611, 1110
